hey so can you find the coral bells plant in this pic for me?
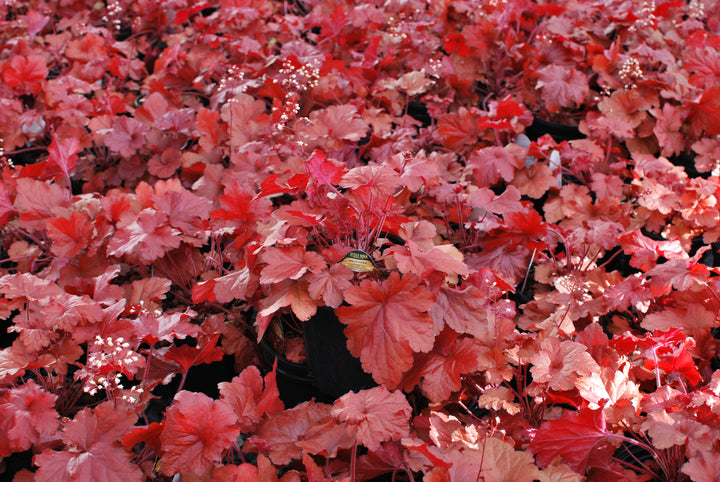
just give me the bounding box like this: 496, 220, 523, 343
3, 0, 720, 480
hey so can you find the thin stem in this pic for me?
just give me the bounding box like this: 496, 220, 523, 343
476, 436, 487, 482
651, 346, 662, 389
350, 436, 359, 482
141, 345, 154, 389
1, 146, 48, 156
597, 248, 623, 269
176, 358, 197, 394
611, 455, 657, 480
520, 248, 536, 294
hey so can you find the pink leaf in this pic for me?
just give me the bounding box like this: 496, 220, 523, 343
331, 386, 412, 451
160, 391, 240, 476
107, 209, 181, 263
468, 145, 523, 187
131, 311, 200, 345
536, 65, 589, 113
0, 380, 58, 456
303, 104, 369, 150
259, 245, 326, 284
103, 116, 149, 157
336, 272, 435, 388
35, 402, 142, 482
246, 401, 333, 466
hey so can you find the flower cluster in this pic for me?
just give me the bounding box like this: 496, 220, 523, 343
79, 336, 144, 397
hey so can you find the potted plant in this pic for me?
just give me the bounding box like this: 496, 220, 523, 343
194, 147, 476, 403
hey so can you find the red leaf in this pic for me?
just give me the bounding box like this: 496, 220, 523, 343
613, 328, 686, 353
336, 272, 435, 388
307, 263, 354, 308
121, 422, 164, 452
224, 93, 271, 146
0, 183, 15, 226
211, 266, 256, 303
218, 364, 284, 433
618, 230, 686, 271
257, 279, 318, 329
196, 107, 220, 150
306, 149, 345, 188
303, 453, 333, 482
617, 328, 703, 386
493, 209, 548, 252
160, 391, 240, 476
211, 182, 272, 225
681, 451, 720, 482
0, 272, 65, 303
387, 221, 468, 277
688, 87, 720, 136
331, 386, 412, 451
127, 277, 171, 308
495, 97, 528, 119
1, 54, 47, 94
173, 2, 210, 25
654, 348, 703, 386
403, 438, 452, 469
646, 254, 711, 296
259, 172, 309, 197
46, 132, 80, 182
339, 164, 402, 199
35, 443, 144, 482
164, 333, 224, 373
191, 279, 217, 303
46, 212, 93, 258
529, 338, 600, 391
296, 416, 355, 459
437, 108, 480, 150
529, 406, 610, 472
442, 33, 470, 57
403, 336, 480, 402
151, 180, 212, 240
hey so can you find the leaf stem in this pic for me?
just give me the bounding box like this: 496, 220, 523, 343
651, 346, 662, 389
520, 248, 536, 294
350, 436, 358, 482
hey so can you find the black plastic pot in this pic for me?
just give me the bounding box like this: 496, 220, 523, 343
407, 101, 432, 127
260, 340, 320, 407
302, 306, 376, 399
260, 307, 376, 406
525, 117, 585, 143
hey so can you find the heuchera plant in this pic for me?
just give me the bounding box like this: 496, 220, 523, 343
2, 0, 720, 480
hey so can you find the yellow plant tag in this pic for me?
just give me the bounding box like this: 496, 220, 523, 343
339, 250, 377, 272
